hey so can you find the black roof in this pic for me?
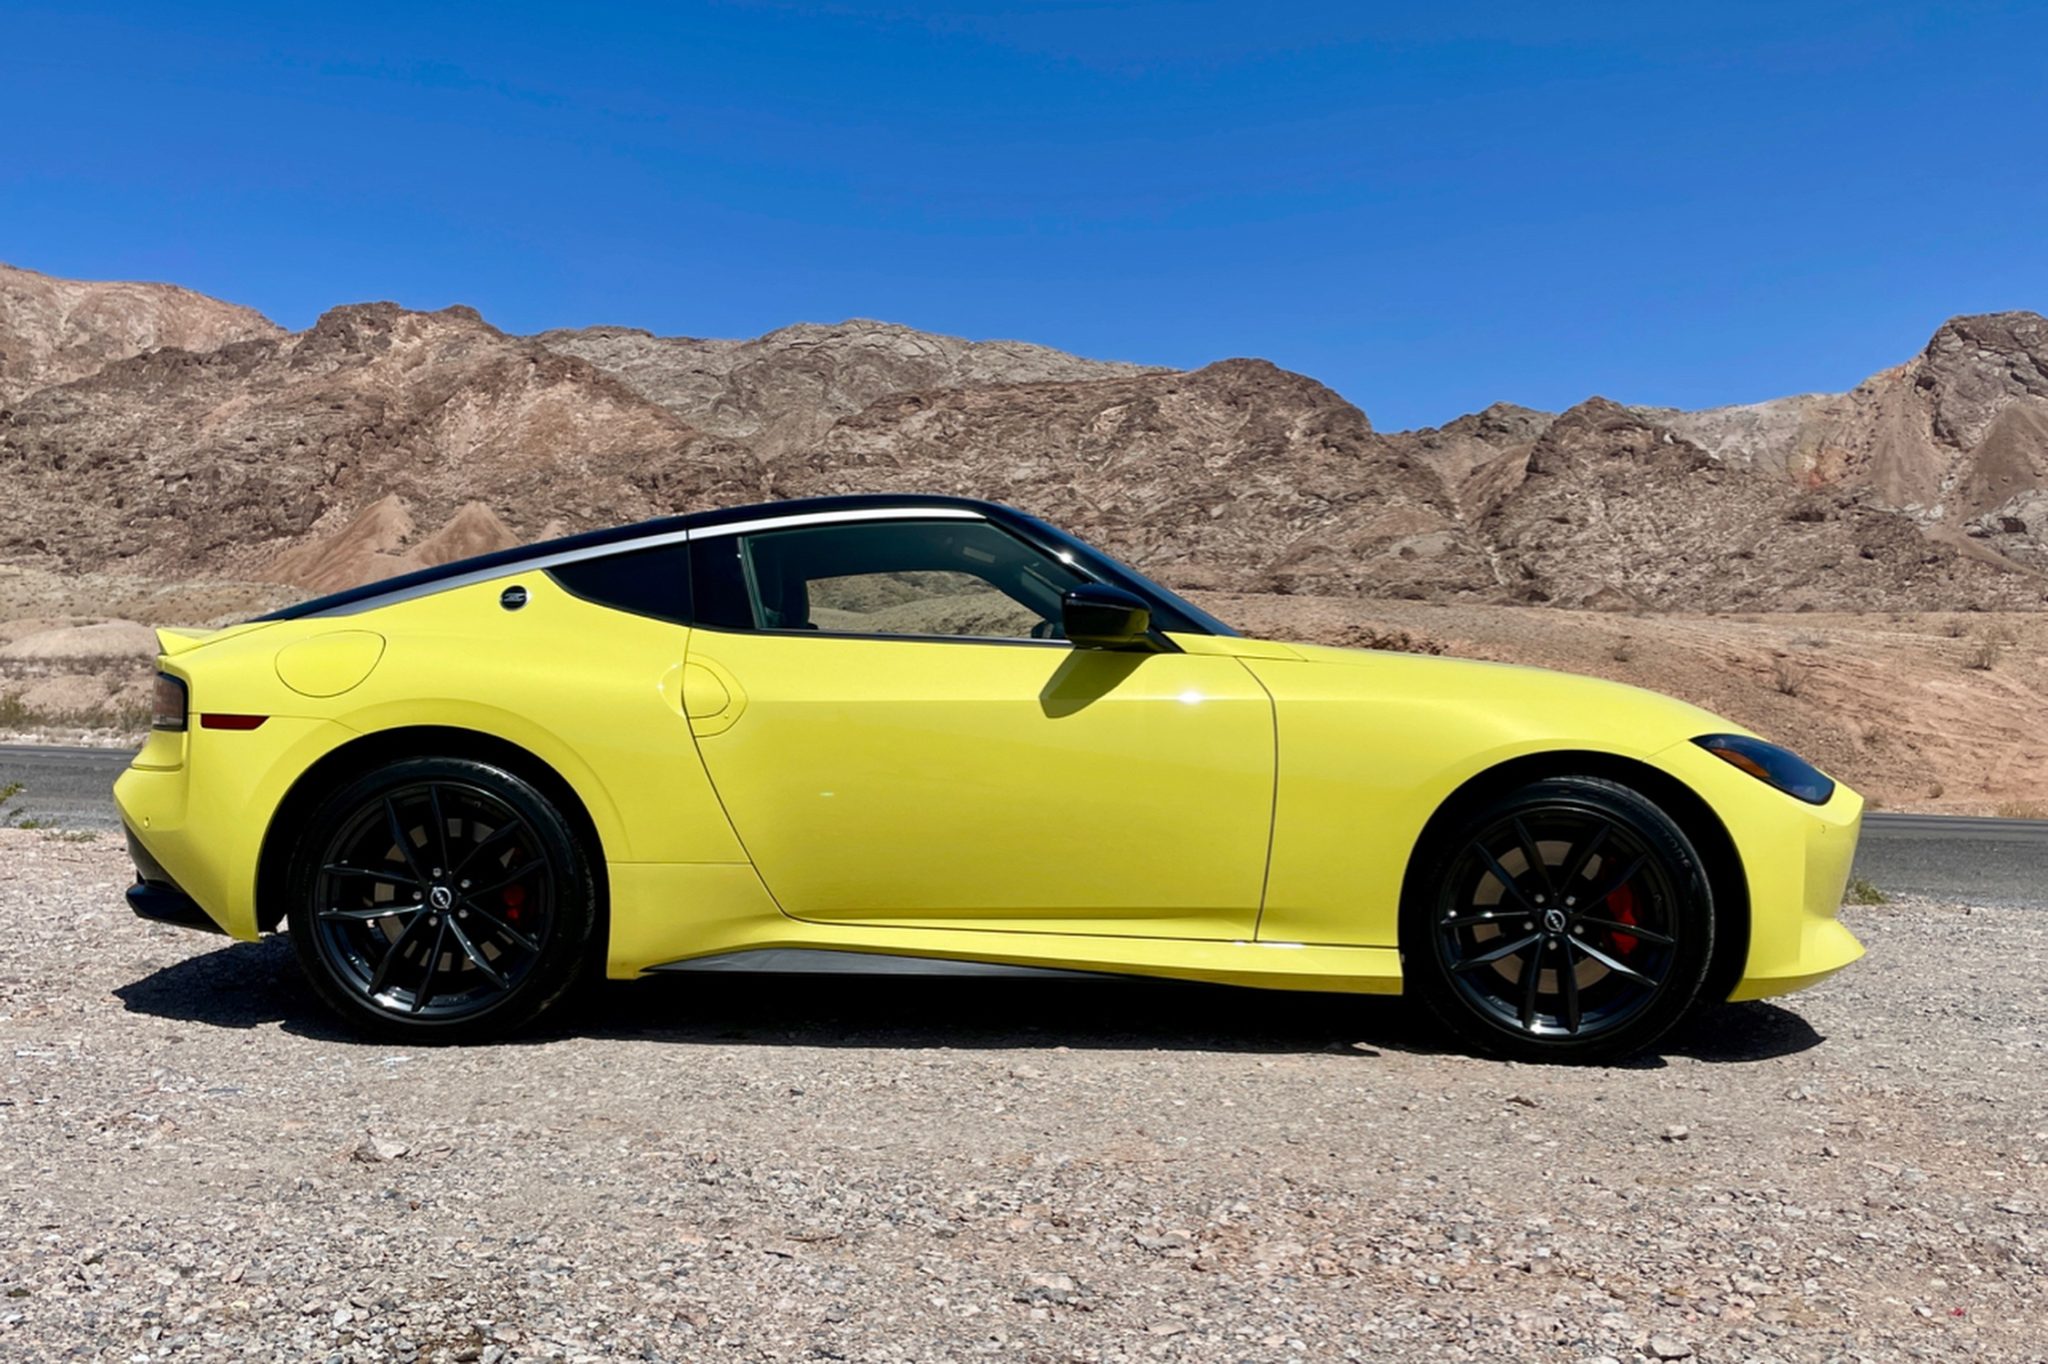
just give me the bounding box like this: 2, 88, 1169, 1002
254, 494, 1011, 622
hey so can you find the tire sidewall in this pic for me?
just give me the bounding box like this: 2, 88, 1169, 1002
283, 756, 598, 1043
1402, 776, 1716, 1064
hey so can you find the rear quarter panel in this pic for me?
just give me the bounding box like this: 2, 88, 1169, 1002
120, 575, 748, 937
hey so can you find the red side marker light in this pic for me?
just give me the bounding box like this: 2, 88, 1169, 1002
199, 713, 269, 731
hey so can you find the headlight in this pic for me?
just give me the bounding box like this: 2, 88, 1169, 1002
1693, 734, 1833, 805
151, 672, 188, 731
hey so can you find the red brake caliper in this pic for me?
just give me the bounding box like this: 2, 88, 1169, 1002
502, 882, 526, 922
1604, 881, 1639, 955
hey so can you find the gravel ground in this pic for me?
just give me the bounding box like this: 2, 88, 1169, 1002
1, 828, 2043, 1363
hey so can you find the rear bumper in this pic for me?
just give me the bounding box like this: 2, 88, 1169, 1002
114, 716, 355, 941
123, 826, 223, 933
126, 881, 224, 933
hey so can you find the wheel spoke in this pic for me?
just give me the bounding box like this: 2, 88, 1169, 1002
383, 797, 428, 882
368, 910, 436, 998
427, 785, 454, 875
1439, 906, 1530, 929
1576, 854, 1648, 912
1559, 823, 1611, 895
1474, 846, 1536, 912
1575, 916, 1675, 947
460, 901, 541, 954
1558, 939, 1582, 1035
1571, 936, 1659, 989
410, 917, 451, 1014
318, 905, 419, 923
324, 863, 420, 887
1511, 819, 1554, 898
464, 857, 545, 901
1517, 935, 1544, 1031
452, 821, 522, 879
445, 915, 509, 990
1450, 930, 1542, 973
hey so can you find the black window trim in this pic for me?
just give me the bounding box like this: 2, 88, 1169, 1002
688, 510, 1184, 652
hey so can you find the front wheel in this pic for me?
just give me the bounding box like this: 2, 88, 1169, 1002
284, 756, 599, 1042
1402, 776, 1716, 1063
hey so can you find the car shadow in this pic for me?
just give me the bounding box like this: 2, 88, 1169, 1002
113, 937, 1824, 1065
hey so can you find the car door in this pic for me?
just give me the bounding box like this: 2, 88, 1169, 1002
680, 510, 1275, 940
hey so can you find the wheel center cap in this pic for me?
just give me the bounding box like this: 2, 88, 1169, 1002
428, 885, 455, 911
1543, 907, 1567, 933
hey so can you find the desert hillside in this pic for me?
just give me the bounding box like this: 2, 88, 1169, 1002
0, 262, 281, 407
4, 265, 2047, 611
0, 265, 2044, 812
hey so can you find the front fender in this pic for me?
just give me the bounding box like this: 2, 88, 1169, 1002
1244, 648, 1742, 948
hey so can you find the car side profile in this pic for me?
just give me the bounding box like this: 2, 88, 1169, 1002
115, 494, 1864, 1060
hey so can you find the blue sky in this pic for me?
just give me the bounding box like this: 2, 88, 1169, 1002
4, 1, 2043, 429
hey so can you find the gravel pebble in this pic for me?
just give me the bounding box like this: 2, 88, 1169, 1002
1, 828, 2044, 1361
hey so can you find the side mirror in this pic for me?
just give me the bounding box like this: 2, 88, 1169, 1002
1061, 584, 1155, 650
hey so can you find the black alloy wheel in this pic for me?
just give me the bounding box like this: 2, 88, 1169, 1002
1403, 775, 1716, 1062
285, 757, 598, 1041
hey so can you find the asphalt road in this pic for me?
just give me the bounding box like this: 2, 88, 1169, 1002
3, 743, 2042, 906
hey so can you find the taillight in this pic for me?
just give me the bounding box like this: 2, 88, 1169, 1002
151, 672, 188, 731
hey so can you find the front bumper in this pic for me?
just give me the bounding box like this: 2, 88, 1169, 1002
1651, 738, 1866, 1001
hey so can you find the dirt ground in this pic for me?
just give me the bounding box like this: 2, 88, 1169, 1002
0, 829, 2042, 1363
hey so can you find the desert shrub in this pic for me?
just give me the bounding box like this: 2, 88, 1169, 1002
1771, 657, 1806, 696
1964, 637, 2004, 670
1332, 625, 1447, 656
1844, 877, 1887, 906
1994, 800, 2048, 820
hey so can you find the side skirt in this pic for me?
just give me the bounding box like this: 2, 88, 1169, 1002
648, 948, 1113, 980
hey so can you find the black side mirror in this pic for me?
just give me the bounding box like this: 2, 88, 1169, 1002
1061, 584, 1155, 650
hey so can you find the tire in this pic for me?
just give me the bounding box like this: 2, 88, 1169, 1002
1401, 775, 1715, 1063
284, 756, 600, 1042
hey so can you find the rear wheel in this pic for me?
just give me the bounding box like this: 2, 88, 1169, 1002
1402, 776, 1715, 1063
284, 757, 598, 1041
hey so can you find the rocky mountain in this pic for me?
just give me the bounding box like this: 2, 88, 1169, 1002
0, 301, 766, 588
533, 319, 1160, 461
1427, 399, 2032, 611
1642, 312, 2048, 574
0, 264, 2043, 612
0, 262, 281, 407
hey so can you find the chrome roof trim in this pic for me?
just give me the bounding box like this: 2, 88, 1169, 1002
292, 505, 985, 618
687, 504, 983, 540
296, 528, 697, 618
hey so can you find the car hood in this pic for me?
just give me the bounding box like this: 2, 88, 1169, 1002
1265, 640, 1756, 757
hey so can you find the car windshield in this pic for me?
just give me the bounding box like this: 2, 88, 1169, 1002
1006, 510, 1238, 637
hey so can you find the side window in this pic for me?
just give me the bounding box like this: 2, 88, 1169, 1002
689, 518, 1086, 640
547, 541, 691, 625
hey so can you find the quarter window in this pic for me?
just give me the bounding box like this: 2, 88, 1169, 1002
547, 541, 691, 625
688, 518, 1087, 640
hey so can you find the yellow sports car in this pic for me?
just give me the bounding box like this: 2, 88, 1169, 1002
115, 495, 1863, 1060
